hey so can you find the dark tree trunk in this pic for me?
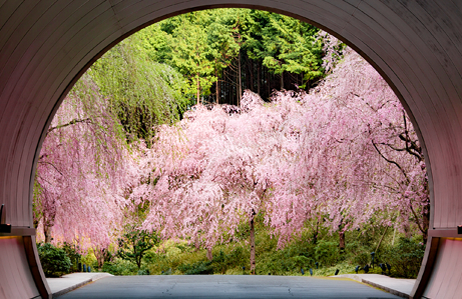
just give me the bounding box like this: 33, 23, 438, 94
207, 247, 213, 261
216, 69, 220, 104
312, 220, 319, 245
338, 218, 346, 253
338, 230, 345, 252
44, 225, 52, 243
95, 248, 106, 269
422, 205, 430, 244
238, 51, 242, 106
257, 64, 261, 95
196, 74, 200, 105
249, 210, 256, 275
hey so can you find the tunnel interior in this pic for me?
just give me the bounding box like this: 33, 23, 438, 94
2, 1, 462, 298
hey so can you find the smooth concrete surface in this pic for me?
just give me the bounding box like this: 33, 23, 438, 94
47, 273, 112, 297
335, 274, 415, 299
55, 275, 402, 299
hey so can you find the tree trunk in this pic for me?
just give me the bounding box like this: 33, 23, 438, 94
312, 220, 319, 245
403, 222, 412, 239
207, 247, 213, 261
44, 225, 52, 243
33, 219, 40, 229
196, 74, 200, 105
338, 218, 346, 252
257, 64, 261, 95
238, 51, 242, 106
216, 70, 220, 105
194, 238, 200, 251
95, 247, 106, 269
135, 246, 142, 270
392, 227, 397, 246
422, 205, 430, 244
375, 225, 389, 254
338, 230, 346, 252
249, 210, 256, 275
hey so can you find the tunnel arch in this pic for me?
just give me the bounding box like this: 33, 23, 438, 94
1, 1, 462, 298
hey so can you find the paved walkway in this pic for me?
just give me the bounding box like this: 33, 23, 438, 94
47, 273, 112, 297
48, 273, 415, 298
334, 274, 415, 298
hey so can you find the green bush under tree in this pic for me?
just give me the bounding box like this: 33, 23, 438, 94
37, 243, 72, 277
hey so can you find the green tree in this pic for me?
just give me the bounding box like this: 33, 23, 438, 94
88, 34, 189, 143
118, 229, 159, 270
243, 10, 323, 89
205, 10, 242, 103
37, 243, 72, 277
133, 9, 329, 103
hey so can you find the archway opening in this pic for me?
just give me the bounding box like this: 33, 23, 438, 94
34, 8, 427, 287
7, 2, 462, 299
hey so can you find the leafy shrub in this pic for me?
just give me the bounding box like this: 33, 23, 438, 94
102, 257, 138, 275
137, 269, 150, 275
117, 229, 159, 270
314, 240, 339, 267
382, 237, 425, 278
62, 243, 82, 272
352, 252, 371, 266
313, 261, 355, 276
178, 260, 213, 275
81, 250, 98, 270
256, 238, 315, 275
211, 249, 247, 274
38, 243, 72, 277
146, 240, 202, 274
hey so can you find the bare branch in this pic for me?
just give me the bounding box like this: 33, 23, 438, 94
47, 118, 92, 135
372, 140, 410, 183
37, 161, 64, 176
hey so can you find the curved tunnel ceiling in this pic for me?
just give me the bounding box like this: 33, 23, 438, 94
1, 1, 462, 298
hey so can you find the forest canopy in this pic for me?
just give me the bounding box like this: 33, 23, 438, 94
135, 9, 334, 105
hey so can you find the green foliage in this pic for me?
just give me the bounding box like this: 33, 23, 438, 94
118, 229, 159, 269
178, 260, 214, 275
256, 235, 315, 275
100, 225, 423, 279
102, 257, 139, 276
211, 248, 248, 274
80, 250, 98, 270
87, 35, 189, 144
141, 9, 242, 102
382, 237, 425, 278
176, 248, 249, 275
352, 252, 371, 266
61, 243, 82, 273
344, 240, 371, 266
312, 261, 353, 276
314, 240, 339, 267
243, 10, 323, 87
37, 243, 72, 277
32, 175, 43, 229
134, 8, 328, 104
137, 269, 150, 275
142, 240, 198, 275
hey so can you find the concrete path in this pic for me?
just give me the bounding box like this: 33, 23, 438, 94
54, 275, 403, 299
47, 273, 112, 297
334, 274, 415, 298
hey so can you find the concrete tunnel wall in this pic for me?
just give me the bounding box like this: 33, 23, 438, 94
1, 1, 462, 298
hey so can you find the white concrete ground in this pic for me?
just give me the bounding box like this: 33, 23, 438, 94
47, 273, 112, 297
335, 274, 415, 298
